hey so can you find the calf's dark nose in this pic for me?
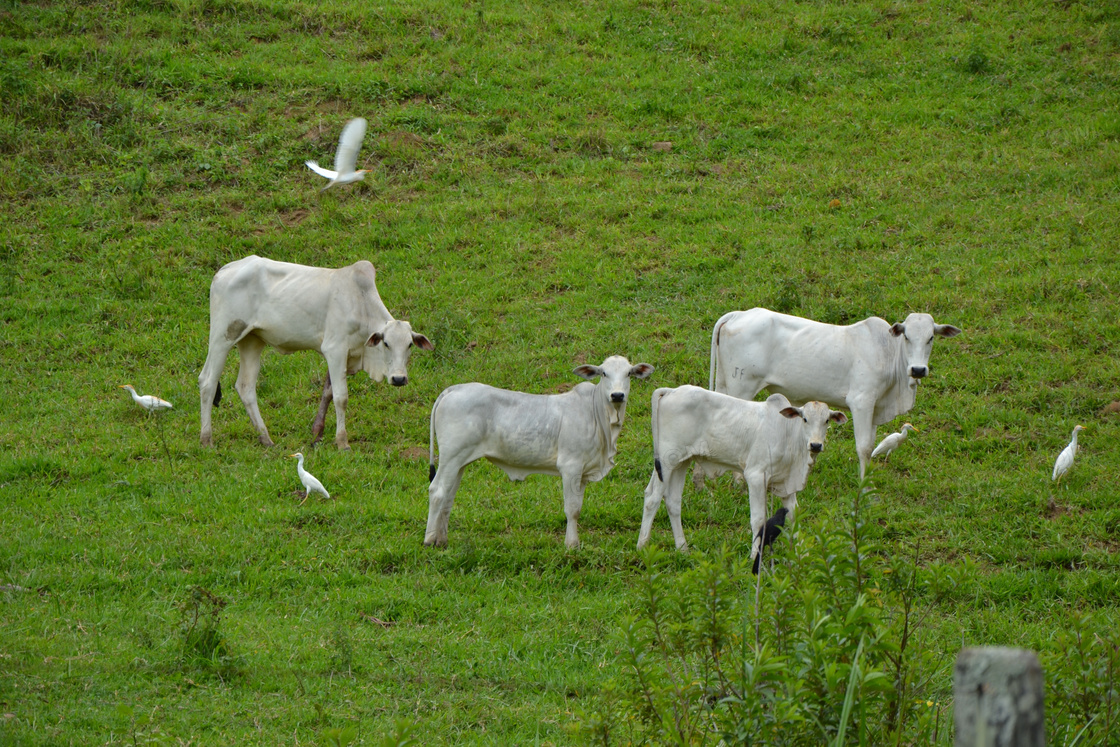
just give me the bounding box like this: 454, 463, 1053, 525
910, 366, 928, 379
610, 392, 625, 403
810, 442, 823, 454
391, 375, 408, 387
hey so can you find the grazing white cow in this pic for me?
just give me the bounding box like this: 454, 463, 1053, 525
424, 356, 654, 548
638, 387, 846, 555
709, 309, 961, 480
198, 255, 432, 450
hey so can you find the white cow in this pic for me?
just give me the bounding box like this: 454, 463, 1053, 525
198, 255, 432, 450
709, 309, 961, 480
424, 356, 654, 548
638, 387, 846, 554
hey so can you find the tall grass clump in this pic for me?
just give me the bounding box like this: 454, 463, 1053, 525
177, 585, 239, 680
581, 481, 1120, 745
580, 484, 949, 744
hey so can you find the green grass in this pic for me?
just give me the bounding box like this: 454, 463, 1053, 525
2, 0, 1119, 743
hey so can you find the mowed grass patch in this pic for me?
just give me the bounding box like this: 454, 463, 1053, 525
2, 0, 1119, 742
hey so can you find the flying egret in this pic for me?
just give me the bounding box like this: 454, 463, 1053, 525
1052, 425, 1086, 485
290, 452, 331, 504
752, 507, 789, 574
118, 384, 173, 412
871, 422, 919, 462
305, 117, 370, 190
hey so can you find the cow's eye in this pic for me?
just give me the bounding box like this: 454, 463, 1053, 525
927, 336, 934, 344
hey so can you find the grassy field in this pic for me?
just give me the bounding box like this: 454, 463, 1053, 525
2, 0, 1119, 743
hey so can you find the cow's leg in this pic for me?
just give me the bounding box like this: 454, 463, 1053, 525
198, 337, 232, 447
637, 470, 665, 549
560, 471, 586, 549
323, 356, 352, 451
691, 462, 710, 491
850, 405, 877, 481
780, 492, 799, 523
745, 471, 769, 560
235, 335, 273, 447
424, 463, 465, 547
663, 466, 690, 552
311, 372, 332, 445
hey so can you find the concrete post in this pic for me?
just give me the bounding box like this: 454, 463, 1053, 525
954, 647, 1045, 747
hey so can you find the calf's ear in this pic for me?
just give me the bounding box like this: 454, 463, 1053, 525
778, 406, 803, 420
934, 324, 962, 338
829, 410, 849, 424
890, 322, 906, 337
629, 363, 654, 380
574, 364, 603, 380
412, 333, 435, 350
367, 332, 384, 347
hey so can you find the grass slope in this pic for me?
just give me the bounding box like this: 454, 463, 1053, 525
2, 0, 1119, 743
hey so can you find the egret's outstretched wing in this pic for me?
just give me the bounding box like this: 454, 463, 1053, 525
333, 117, 368, 174
305, 160, 338, 179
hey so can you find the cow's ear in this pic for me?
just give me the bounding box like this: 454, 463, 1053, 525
367, 332, 384, 347
629, 363, 654, 380
574, 365, 603, 380
778, 406, 802, 420
934, 324, 962, 338
890, 323, 905, 337
412, 333, 434, 351
829, 410, 849, 425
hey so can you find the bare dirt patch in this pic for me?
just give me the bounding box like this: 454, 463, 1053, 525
399, 446, 428, 461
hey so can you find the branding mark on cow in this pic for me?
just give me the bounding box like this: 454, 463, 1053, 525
225, 319, 248, 341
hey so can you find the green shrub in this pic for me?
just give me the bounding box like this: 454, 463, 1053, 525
579, 485, 948, 745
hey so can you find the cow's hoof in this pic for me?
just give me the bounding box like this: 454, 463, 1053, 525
423, 538, 447, 548
259, 436, 275, 447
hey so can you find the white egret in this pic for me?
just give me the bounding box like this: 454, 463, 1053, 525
118, 384, 173, 412
305, 117, 370, 190
1052, 425, 1086, 485
871, 422, 918, 462
290, 452, 331, 504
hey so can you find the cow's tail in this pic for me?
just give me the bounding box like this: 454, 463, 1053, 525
213, 381, 222, 407
709, 312, 734, 391
651, 388, 669, 482
428, 389, 446, 483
